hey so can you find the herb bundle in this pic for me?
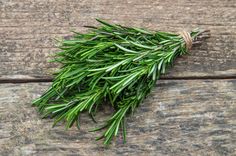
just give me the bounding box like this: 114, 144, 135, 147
33, 19, 209, 145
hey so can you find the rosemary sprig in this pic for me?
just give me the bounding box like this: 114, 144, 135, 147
33, 19, 208, 145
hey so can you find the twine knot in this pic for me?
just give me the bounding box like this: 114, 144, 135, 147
178, 31, 193, 51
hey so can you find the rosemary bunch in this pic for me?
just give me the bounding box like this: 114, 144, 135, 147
33, 19, 208, 145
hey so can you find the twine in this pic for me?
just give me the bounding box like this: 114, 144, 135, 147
178, 31, 193, 51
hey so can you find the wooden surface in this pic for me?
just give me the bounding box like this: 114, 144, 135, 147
0, 0, 236, 156
0, 0, 236, 79
0, 80, 235, 156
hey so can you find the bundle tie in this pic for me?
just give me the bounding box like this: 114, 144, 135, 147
178, 31, 193, 51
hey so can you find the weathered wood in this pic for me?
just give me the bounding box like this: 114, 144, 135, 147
0, 0, 236, 79
0, 80, 235, 155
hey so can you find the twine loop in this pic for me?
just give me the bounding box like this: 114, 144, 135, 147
178, 31, 193, 51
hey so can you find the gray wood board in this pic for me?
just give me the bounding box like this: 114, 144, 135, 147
0, 80, 235, 155
0, 0, 236, 79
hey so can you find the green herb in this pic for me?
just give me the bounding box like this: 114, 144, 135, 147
33, 19, 209, 145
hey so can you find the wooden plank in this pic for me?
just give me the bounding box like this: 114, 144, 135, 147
0, 80, 235, 155
0, 0, 236, 79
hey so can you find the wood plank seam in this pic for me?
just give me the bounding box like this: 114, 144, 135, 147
0, 76, 236, 83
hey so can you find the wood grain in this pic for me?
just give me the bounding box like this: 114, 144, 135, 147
0, 80, 235, 156
0, 0, 236, 79
0, 0, 235, 155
